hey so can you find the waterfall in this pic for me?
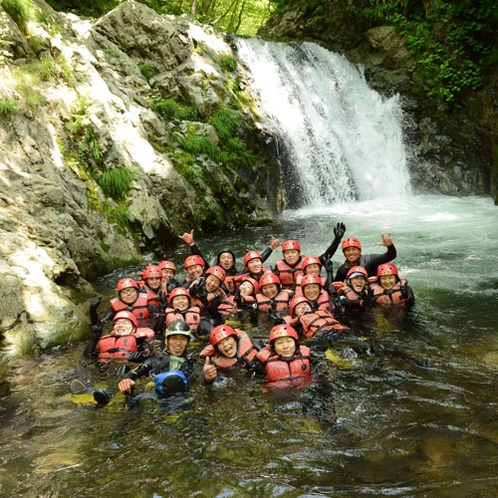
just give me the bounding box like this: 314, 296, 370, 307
235, 38, 411, 209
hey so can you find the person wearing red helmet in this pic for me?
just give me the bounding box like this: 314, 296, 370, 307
163, 287, 201, 334
297, 273, 333, 313
183, 265, 229, 331
273, 222, 347, 291
218, 275, 259, 324
255, 324, 313, 389
179, 228, 281, 291
255, 272, 293, 316
331, 266, 372, 325
369, 263, 415, 308
158, 260, 181, 296
284, 295, 347, 340
84, 310, 154, 363
183, 254, 208, 282
334, 233, 397, 283
200, 324, 261, 383
88, 277, 162, 342
138, 265, 167, 311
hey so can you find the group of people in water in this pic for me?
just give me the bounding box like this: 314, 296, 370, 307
82, 222, 415, 407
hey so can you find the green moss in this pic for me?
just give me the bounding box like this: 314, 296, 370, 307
97, 167, 135, 201
0, 97, 20, 118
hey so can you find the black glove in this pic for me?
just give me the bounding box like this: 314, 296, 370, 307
324, 256, 334, 273
90, 297, 102, 309
91, 322, 103, 336
128, 351, 146, 363
399, 283, 409, 299
270, 311, 284, 325
334, 222, 346, 240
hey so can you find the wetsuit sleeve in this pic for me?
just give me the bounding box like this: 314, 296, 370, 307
126, 357, 157, 381
260, 246, 273, 263
362, 244, 397, 276
83, 332, 100, 358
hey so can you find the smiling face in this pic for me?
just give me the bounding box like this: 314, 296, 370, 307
303, 283, 320, 301
283, 249, 300, 266
294, 301, 312, 317
246, 258, 262, 275
146, 276, 161, 291
273, 337, 296, 357
239, 280, 255, 297
187, 264, 204, 280
204, 274, 221, 292
216, 336, 238, 358
344, 247, 361, 265
349, 276, 366, 293
166, 334, 189, 356
119, 287, 139, 305
380, 274, 396, 290
162, 268, 175, 283
304, 263, 321, 275
113, 318, 135, 336
262, 283, 279, 299
171, 295, 189, 311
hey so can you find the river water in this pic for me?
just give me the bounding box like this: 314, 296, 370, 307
1, 194, 497, 497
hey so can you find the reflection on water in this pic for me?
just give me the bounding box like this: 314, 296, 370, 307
1, 195, 498, 497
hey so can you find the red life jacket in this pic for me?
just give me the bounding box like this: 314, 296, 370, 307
297, 310, 347, 339
110, 293, 151, 326
164, 307, 201, 332
274, 259, 305, 290
199, 330, 258, 369
370, 278, 411, 307
332, 282, 367, 307
257, 345, 312, 383
97, 327, 154, 361
255, 290, 293, 313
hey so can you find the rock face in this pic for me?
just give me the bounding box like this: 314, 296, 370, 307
259, 2, 497, 202
0, 0, 279, 362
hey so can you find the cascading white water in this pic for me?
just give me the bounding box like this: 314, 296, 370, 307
235, 38, 411, 208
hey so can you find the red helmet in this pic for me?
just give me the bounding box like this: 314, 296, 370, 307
168, 287, 191, 305
158, 260, 176, 273
346, 265, 368, 280
205, 265, 226, 283
281, 239, 301, 252
210, 324, 237, 348
300, 274, 322, 288
243, 251, 262, 267
116, 278, 139, 293
377, 263, 398, 277
259, 272, 281, 288
184, 255, 205, 269
269, 324, 299, 343
142, 265, 162, 280
113, 310, 138, 327
302, 255, 322, 270
342, 237, 362, 252
290, 295, 312, 317
239, 275, 260, 295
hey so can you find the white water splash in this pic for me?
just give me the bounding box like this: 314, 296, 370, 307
236, 38, 411, 208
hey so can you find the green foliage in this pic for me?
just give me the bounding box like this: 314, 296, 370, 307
97, 167, 135, 200
105, 204, 130, 227
151, 95, 199, 121
362, 0, 498, 108
0, 0, 37, 34
15, 83, 47, 109
0, 97, 20, 118
177, 136, 229, 166
44, 0, 120, 17
65, 96, 104, 168
208, 108, 240, 141
140, 63, 156, 80
219, 55, 238, 72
